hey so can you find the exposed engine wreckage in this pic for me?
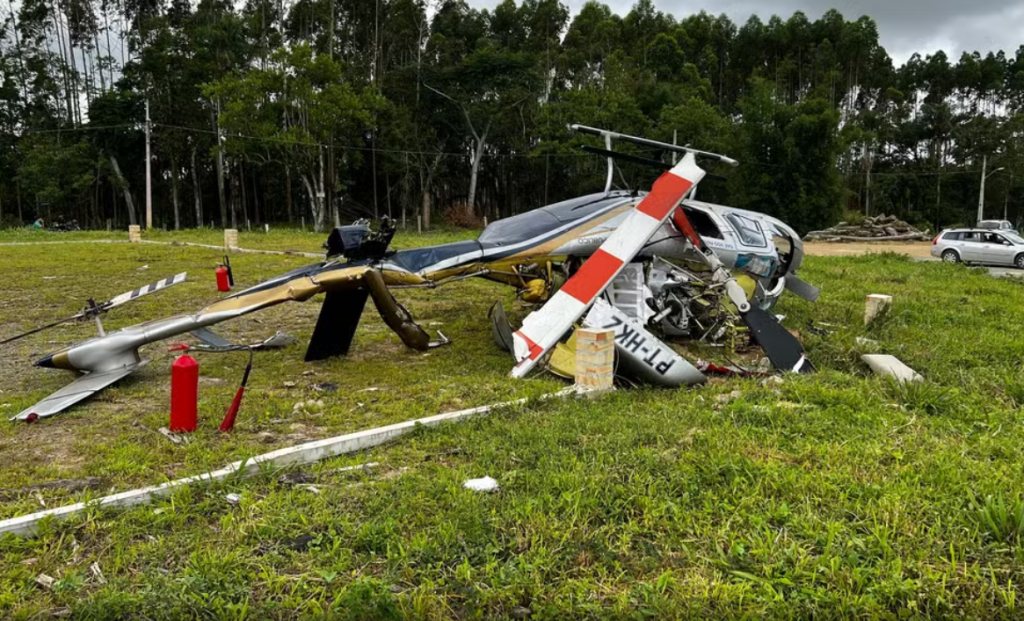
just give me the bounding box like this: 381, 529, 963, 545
4, 125, 819, 421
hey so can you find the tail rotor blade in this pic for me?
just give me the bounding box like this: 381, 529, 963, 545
105, 272, 187, 310
1, 272, 187, 346
741, 305, 812, 373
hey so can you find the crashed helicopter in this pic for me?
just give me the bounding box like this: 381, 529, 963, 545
4, 125, 819, 421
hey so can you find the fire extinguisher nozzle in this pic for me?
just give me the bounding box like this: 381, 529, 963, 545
219, 386, 245, 432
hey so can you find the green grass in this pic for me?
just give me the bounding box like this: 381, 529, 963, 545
0, 224, 481, 254
3, 242, 1024, 619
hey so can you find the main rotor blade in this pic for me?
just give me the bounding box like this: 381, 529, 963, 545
0, 314, 82, 346
105, 272, 187, 310
509, 153, 705, 378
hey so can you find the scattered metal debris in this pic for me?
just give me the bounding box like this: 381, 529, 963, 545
716, 390, 743, 405
89, 562, 106, 584
464, 476, 500, 492
132, 421, 187, 445
862, 354, 923, 383
35, 574, 55, 589
225, 493, 242, 505
293, 400, 324, 413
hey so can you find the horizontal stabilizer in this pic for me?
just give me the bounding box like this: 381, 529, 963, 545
12, 361, 149, 421
190, 327, 234, 348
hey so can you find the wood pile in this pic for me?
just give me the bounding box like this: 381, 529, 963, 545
805, 215, 931, 242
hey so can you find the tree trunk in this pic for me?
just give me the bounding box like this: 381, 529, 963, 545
171, 155, 181, 230
467, 124, 490, 215
252, 170, 261, 225
93, 164, 100, 226
421, 188, 431, 230
300, 171, 325, 232
216, 145, 228, 227
109, 155, 137, 226
229, 165, 239, 229
318, 147, 327, 231
240, 161, 249, 228
213, 104, 228, 227
191, 146, 203, 227
285, 167, 294, 223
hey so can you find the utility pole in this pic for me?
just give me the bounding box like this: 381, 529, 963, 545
1005, 172, 1013, 221
977, 155, 987, 225
977, 155, 1005, 225
145, 99, 152, 229
862, 142, 872, 217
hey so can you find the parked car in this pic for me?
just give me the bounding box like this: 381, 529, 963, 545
931, 228, 1024, 268
976, 219, 1018, 233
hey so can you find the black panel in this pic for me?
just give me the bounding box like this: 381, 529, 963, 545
389, 240, 483, 274
742, 306, 809, 372
304, 289, 370, 361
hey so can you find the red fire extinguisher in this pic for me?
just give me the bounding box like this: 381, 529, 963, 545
216, 255, 234, 292
170, 352, 199, 432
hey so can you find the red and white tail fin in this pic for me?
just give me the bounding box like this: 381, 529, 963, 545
510, 153, 705, 378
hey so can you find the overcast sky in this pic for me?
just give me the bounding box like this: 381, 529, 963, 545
468, 0, 1024, 66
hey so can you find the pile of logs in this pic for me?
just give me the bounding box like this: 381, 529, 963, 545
805, 215, 931, 242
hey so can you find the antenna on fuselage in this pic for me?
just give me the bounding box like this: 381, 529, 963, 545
603, 132, 613, 194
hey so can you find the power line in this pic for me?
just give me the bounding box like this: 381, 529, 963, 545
151, 122, 601, 159
21, 123, 137, 134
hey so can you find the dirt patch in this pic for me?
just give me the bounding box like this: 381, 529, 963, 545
803, 241, 933, 259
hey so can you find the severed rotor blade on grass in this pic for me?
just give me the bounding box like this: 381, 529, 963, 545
0, 272, 187, 346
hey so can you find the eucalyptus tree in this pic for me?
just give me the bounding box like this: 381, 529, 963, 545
207, 43, 381, 232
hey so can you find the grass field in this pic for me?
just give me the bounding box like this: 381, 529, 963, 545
3, 228, 1024, 619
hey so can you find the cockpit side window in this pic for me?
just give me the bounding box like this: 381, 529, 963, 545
681, 207, 723, 239
727, 213, 767, 248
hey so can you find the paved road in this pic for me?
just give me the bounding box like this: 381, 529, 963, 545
911, 255, 1024, 279
800, 241, 1023, 279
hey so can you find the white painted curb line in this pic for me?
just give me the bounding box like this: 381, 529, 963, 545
0, 388, 580, 538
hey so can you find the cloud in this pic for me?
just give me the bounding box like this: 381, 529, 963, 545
466, 0, 1024, 66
